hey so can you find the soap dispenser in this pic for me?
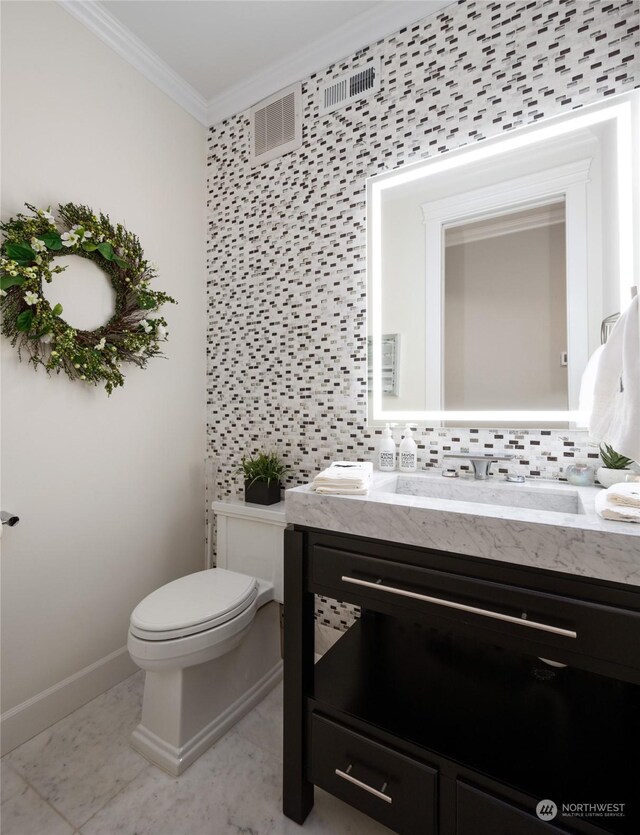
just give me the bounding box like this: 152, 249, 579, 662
378, 423, 396, 471
399, 425, 418, 472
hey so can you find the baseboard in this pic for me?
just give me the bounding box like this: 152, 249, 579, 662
1, 646, 138, 755
130, 659, 283, 776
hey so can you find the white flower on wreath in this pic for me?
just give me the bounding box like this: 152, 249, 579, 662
61, 231, 79, 248
24, 291, 39, 305
70, 225, 92, 240
96, 337, 106, 351
38, 208, 55, 223
40, 332, 54, 344
30, 237, 46, 253
139, 319, 153, 334
156, 324, 167, 340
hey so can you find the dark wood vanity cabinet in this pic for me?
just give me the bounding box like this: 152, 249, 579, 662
283, 527, 640, 835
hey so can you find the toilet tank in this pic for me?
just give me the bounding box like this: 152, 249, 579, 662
212, 500, 286, 603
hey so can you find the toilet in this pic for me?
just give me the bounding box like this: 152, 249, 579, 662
127, 499, 286, 776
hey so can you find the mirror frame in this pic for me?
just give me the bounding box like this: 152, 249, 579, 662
367, 91, 638, 426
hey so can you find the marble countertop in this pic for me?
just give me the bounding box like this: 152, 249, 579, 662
285, 471, 640, 588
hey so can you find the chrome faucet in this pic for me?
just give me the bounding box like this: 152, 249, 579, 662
442, 453, 514, 480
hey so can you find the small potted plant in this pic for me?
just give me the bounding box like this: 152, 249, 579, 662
597, 443, 635, 488
238, 451, 289, 505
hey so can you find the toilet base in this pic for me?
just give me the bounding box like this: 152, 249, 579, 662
130, 601, 282, 776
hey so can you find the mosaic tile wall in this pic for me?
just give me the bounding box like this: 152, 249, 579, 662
207, 0, 640, 629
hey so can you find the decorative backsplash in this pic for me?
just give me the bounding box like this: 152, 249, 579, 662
207, 0, 639, 613
376, 426, 601, 481
207, 0, 638, 499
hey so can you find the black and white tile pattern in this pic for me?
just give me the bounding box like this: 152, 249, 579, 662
206, 0, 639, 626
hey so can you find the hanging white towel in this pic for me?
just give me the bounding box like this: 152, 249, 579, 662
589, 295, 640, 464
595, 489, 640, 523
578, 344, 604, 421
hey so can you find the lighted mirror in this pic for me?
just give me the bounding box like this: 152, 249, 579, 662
368, 91, 639, 427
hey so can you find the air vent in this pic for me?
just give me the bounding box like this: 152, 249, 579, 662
320, 61, 381, 115
250, 83, 302, 166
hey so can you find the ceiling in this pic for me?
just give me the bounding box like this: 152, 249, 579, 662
102, 1, 382, 101
59, 0, 454, 125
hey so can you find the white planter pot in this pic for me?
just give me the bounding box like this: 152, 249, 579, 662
596, 467, 633, 488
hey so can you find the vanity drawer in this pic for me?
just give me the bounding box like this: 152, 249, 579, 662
309, 712, 437, 834
457, 782, 581, 835
309, 545, 640, 675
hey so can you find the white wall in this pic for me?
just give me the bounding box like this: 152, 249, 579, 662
1, 1, 206, 752
444, 222, 568, 410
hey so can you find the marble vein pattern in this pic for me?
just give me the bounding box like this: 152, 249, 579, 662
3, 671, 148, 829
1, 763, 74, 835
81, 727, 388, 835
394, 474, 581, 514
233, 680, 284, 761
2, 669, 389, 835
286, 473, 640, 587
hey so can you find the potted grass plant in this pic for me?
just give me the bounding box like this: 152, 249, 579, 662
597, 443, 635, 488
238, 451, 289, 505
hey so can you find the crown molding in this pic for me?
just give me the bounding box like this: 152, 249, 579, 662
57, 0, 453, 128
207, 0, 453, 126
57, 0, 208, 125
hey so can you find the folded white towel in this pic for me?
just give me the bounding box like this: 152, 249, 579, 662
314, 481, 367, 489
595, 489, 640, 523
314, 461, 373, 480
313, 461, 373, 495
314, 486, 369, 495
590, 295, 640, 463
606, 481, 640, 509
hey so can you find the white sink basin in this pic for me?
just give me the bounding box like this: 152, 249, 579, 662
383, 473, 582, 515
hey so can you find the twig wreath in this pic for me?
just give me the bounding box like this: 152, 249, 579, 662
0, 203, 176, 394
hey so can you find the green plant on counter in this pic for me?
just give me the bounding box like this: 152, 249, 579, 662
599, 443, 634, 469
237, 451, 290, 486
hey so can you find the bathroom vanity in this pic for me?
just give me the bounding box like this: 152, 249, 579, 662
283, 473, 640, 834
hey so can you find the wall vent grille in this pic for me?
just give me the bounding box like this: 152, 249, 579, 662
320, 61, 381, 115
250, 83, 302, 166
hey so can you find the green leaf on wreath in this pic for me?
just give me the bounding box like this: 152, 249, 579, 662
97, 242, 114, 261
39, 231, 62, 250
52, 303, 63, 316
112, 255, 129, 269
0, 274, 25, 290
137, 291, 157, 310
81, 242, 98, 252
16, 309, 34, 332
5, 242, 36, 265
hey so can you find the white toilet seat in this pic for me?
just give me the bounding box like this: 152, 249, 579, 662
130, 568, 258, 641
127, 570, 274, 672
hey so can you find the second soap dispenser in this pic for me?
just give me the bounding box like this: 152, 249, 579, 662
399, 425, 418, 472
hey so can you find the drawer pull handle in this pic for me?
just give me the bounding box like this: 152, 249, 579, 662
341, 576, 577, 639
335, 765, 393, 804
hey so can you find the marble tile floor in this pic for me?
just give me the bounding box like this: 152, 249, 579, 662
1, 670, 389, 835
